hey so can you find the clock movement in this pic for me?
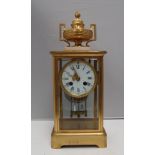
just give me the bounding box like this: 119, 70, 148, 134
50, 11, 107, 148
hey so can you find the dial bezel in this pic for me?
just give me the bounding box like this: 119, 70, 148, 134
59, 59, 97, 98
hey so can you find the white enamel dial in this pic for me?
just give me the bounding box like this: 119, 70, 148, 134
60, 60, 97, 98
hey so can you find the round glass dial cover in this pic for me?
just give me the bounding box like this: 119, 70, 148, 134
60, 60, 97, 98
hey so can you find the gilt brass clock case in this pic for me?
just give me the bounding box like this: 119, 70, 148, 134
50, 50, 107, 148
50, 11, 107, 149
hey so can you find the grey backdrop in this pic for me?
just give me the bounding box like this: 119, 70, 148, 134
31, 0, 124, 120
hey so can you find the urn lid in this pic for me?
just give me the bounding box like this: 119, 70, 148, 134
71, 11, 84, 30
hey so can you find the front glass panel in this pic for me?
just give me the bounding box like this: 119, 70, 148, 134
57, 57, 100, 131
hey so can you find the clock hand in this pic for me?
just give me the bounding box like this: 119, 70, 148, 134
73, 67, 80, 81
72, 72, 80, 81
72, 74, 76, 81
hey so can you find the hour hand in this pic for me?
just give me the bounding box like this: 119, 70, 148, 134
72, 67, 80, 81
72, 72, 78, 81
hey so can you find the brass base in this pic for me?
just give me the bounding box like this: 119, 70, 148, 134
51, 128, 107, 149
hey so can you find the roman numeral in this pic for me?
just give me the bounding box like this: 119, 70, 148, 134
77, 88, 80, 92
76, 61, 80, 69
70, 65, 74, 70
83, 65, 86, 70
62, 77, 69, 80
86, 70, 90, 74
65, 82, 70, 87
83, 86, 86, 91
88, 77, 92, 80
87, 82, 91, 86
65, 71, 72, 77
70, 86, 74, 91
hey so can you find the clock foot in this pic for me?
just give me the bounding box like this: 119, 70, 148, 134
51, 127, 107, 149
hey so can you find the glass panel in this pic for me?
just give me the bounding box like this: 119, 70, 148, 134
58, 58, 100, 131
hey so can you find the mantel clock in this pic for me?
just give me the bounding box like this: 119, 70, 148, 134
50, 11, 107, 148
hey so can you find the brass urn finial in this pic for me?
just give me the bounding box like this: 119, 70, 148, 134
75, 11, 80, 18
59, 11, 96, 47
